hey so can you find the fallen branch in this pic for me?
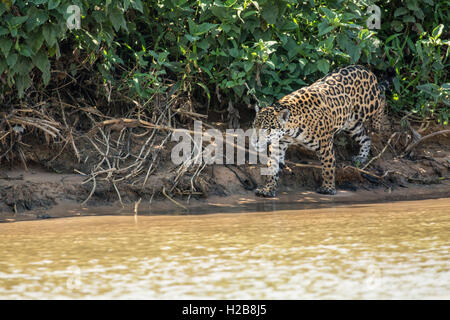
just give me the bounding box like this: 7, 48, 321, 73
342, 165, 383, 180
162, 186, 187, 211
286, 161, 322, 170
81, 174, 97, 205
172, 108, 208, 119
403, 129, 450, 156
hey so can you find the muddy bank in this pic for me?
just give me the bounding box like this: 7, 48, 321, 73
1, 123, 449, 222
1, 157, 449, 223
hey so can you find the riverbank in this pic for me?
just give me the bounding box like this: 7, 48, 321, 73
0, 166, 449, 223
0, 124, 449, 223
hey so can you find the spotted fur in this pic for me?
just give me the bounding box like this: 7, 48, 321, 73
251, 65, 394, 197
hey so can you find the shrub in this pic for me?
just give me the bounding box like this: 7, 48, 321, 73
0, 0, 448, 123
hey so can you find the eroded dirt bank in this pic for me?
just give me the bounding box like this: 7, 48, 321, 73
1, 125, 449, 223
1, 120, 449, 223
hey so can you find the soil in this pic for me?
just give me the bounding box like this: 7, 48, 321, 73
1, 124, 449, 223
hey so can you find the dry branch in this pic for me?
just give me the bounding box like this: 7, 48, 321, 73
362, 132, 397, 170
403, 129, 450, 156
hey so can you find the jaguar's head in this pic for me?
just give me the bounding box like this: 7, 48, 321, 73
251, 104, 290, 152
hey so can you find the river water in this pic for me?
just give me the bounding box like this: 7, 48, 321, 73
0, 198, 449, 299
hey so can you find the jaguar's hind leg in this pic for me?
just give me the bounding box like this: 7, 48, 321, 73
372, 95, 390, 133
348, 121, 371, 165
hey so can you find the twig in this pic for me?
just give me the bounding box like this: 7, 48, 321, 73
362, 132, 397, 170
112, 181, 124, 208
172, 108, 208, 119
403, 129, 450, 156
81, 174, 97, 205
286, 161, 322, 170
342, 165, 383, 180
134, 198, 142, 216
162, 187, 187, 211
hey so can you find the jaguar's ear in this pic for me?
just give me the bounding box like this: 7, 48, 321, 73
254, 103, 260, 113
278, 109, 290, 125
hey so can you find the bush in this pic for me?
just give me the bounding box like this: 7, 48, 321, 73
0, 0, 448, 123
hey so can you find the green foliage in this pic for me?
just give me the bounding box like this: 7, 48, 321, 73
382, 0, 449, 124
117, 0, 389, 108
0, 0, 448, 123
0, 0, 142, 97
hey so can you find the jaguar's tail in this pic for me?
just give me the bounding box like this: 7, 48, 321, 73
378, 67, 396, 93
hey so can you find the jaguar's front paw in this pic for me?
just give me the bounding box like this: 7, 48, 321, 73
255, 187, 276, 198
316, 186, 337, 195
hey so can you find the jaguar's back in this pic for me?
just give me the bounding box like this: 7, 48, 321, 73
278, 65, 388, 133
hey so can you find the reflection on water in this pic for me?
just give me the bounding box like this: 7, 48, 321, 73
0, 198, 449, 299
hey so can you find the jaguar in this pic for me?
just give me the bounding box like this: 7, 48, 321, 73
251, 64, 394, 197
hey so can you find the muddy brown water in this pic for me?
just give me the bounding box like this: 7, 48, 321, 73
0, 198, 449, 299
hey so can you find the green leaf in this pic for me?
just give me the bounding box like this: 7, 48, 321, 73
298, 58, 307, 69
415, 41, 424, 60
6, 53, 18, 67
32, 50, 51, 85
266, 60, 275, 70
406, 0, 420, 11
0, 27, 8, 36
244, 61, 254, 73
16, 74, 32, 98
195, 23, 218, 36
10, 15, 28, 27
48, 0, 60, 10
393, 77, 400, 93
280, 21, 298, 32
318, 22, 334, 36
432, 24, 444, 39
347, 45, 361, 63
210, 5, 228, 20
110, 8, 127, 32
16, 56, 33, 75
26, 8, 48, 32
284, 37, 299, 59
288, 63, 296, 73
317, 59, 330, 74
261, 3, 279, 24
441, 83, 450, 90
0, 3, 6, 17
402, 15, 416, 23
195, 82, 210, 106
321, 7, 336, 20
392, 21, 404, 32
0, 37, 12, 57
413, 8, 424, 20
197, 39, 209, 50
28, 31, 45, 53
417, 83, 439, 95
337, 33, 351, 50
0, 59, 6, 75
42, 24, 58, 47
394, 7, 408, 17
131, 0, 143, 13
221, 24, 231, 33
19, 45, 34, 57
185, 34, 200, 42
